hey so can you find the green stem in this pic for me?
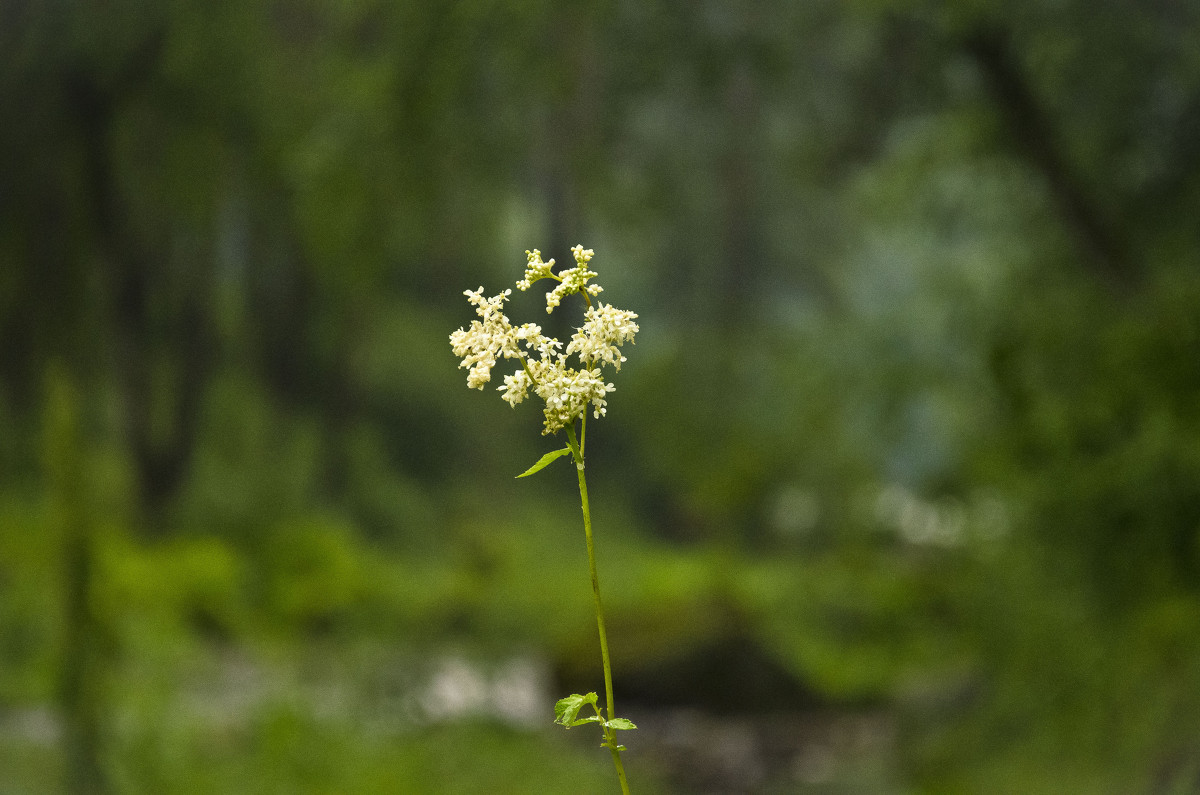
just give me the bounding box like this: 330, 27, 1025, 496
607, 741, 630, 795
580, 410, 587, 458
566, 423, 629, 794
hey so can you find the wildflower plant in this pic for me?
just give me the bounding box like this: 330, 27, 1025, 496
450, 245, 638, 793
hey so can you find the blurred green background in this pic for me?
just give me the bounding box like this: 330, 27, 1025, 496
4, 1, 1200, 792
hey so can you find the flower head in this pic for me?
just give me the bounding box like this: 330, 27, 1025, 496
451, 246, 637, 434
566, 303, 639, 370
517, 249, 557, 291
544, 245, 603, 314
534, 362, 614, 434
449, 288, 519, 389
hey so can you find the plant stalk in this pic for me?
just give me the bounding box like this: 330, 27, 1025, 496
567, 422, 630, 794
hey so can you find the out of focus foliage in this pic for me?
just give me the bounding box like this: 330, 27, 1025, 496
3, 0, 1200, 791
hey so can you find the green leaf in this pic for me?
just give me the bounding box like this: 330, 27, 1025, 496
554, 692, 598, 727
606, 718, 637, 731
571, 715, 603, 727
516, 447, 572, 478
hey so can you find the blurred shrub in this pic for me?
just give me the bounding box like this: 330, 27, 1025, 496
96, 530, 247, 647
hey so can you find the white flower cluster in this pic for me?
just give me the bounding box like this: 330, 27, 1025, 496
567, 303, 640, 371
530, 359, 614, 432
449, 288, 521, 389
516, 249, 555, 291
450, 246, 638, 435
533, 244, 603, 314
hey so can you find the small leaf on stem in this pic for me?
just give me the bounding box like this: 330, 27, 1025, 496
571, 715, 603, 727
554, 692, 598, 727
516, 447, 572, 478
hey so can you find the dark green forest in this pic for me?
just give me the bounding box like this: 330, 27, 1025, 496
4, 1, 1200, 792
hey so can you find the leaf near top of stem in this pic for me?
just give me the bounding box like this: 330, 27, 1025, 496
515, 446, 572, 478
